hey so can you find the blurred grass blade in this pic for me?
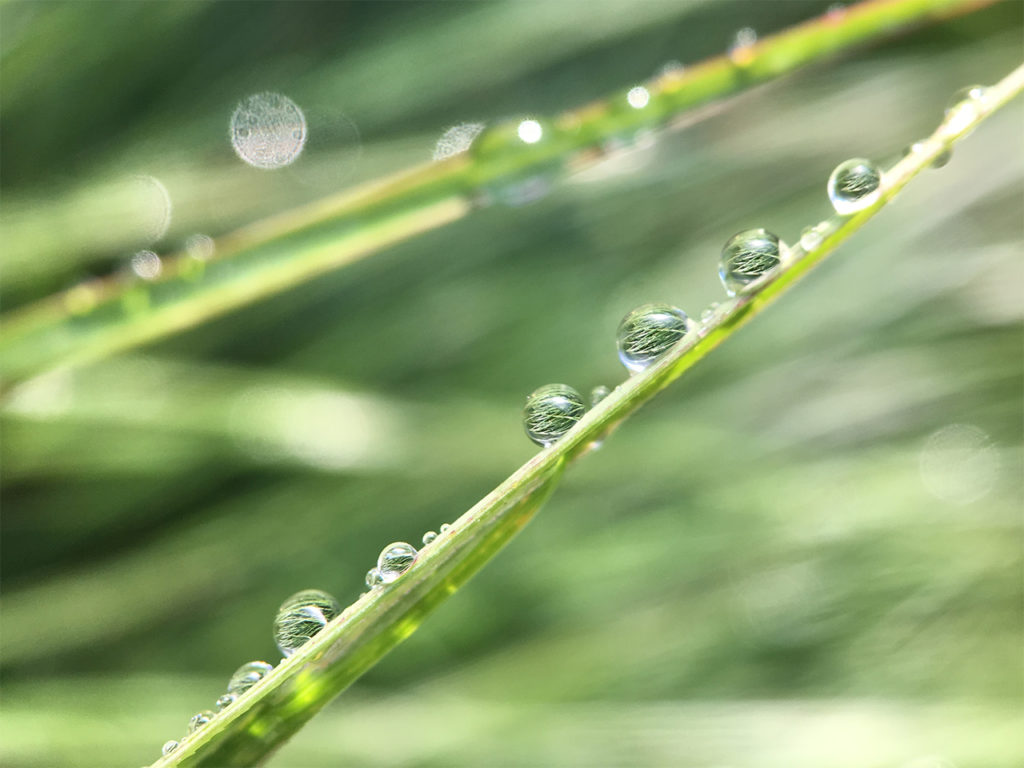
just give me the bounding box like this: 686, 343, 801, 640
151, 57, 1024, 768
0, 0, 987, 388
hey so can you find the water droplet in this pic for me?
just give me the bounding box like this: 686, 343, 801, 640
903, 141, 952, 169
920, 424, 999, 505
516, 119, 543, 145
523, 384, 586, 446
616, 304, 691, 373
185, 233, 216, 261
365, 567, 383, 589
729, 27, 757, 64
590, 385, 611, 407
215, 693, 236, 711
626, 86, 650, 109
700, 302, 721, 324
433, 122, 485, 161
719, 228, 784, 295
130, 249, 162, 281
230, 92, 307, 169
273, 589, 341, 656
439, 523, 451, 534
162, 740, 179, 756
422, 531, 438, 545
943, 85, 987, 135
227, 660, 274, 695
187, 710, 215, 734
377, 542, 418, 583
799, 222, 828, 251
827, 158, 882, 215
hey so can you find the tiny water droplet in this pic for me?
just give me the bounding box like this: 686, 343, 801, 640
433, 122, 485, 161
590, 385, 611, 407
227, 660, 274, 695
626, 86, 650, 109
800, 222, 827, 251
903, 141, 952, 169
700, 302, 720, 324
231, 92, 307, 169
185, 233, 216, 261
944, 85, 987, 135
377, 542, 418, 583
366, 567, 383, 589
439, 523, 451, 534
719, 229, 784, 296
187, 710, 215, 734
162, 740, 179, 756
215, 693, 236, 711
273, 589, 341, 656
729, 27, 757, 64
517, 119, 543, 145
130, 249, 162, 281
523, 384, 586, 446
422, 531, 438, 545
616, 304, 690, 373
828, 158, 882, 215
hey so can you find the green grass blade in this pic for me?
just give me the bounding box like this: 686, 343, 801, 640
149, 57, 1024, 768
0, 0, 985, 387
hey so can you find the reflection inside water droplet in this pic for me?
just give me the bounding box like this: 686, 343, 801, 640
377, 542, 418, 583
273, 589, 341, 657
523, 384, 586, 446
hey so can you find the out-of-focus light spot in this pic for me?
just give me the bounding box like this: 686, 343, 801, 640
123, 175, 172, 244
626, 86, 650, 109
64, 282, 100, 315
919, 424, 999, 505
728, 27, 757, 65
185, 234, 215, 261
131, 250, 162, 280
231, 92, 307, 169
517, 119, 543, 145
4, 369, 75, 420
432, 122, 485, 161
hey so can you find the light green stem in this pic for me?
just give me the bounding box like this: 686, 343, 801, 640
150, 56, 1024, 768
0, 0, 987, 387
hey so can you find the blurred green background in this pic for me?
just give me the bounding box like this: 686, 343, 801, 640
1, 1, 1021, 766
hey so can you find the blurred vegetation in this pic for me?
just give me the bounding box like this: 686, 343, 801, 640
1, 2, 1021, 767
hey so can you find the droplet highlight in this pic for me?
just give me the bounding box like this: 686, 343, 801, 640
185, 233, 216, 261
433, 122, 485, 161
616, 304, 690, 373
719, 228, 784, 296
626, 86, 650, 109
231, 92, 307, 169
377, 542, 418, 583
273, 589, 341, 657
828, 158, 882, 215
130, 249, 162, 281
227, 660, 274, 695
523, 384, 586, 446
517, 119, 543, 145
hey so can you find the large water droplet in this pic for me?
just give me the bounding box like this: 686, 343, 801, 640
130, 249, 162, 281
523, 384, 586, 446
227, 660, 274, 695
827, 158, 882, 214
590, 385, 611, 407
187, 710, 215, 734
215, 693, 236, 711
162, 740, 179, 756
273, 589, 341, 656
718, 229, 783, 296
377, 542, 418, 583
433, 122, 485, 161
231, 92, 307, 169
616, 304, 691, 373
365, 567, 383, 589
